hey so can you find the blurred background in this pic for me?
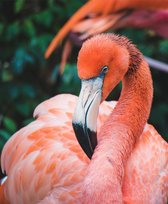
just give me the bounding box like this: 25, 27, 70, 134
0, 0, 168, 152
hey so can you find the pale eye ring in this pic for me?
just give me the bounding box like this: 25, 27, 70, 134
101, 66, 109, 74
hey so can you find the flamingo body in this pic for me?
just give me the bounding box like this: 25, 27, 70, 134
1, 94, 167, 203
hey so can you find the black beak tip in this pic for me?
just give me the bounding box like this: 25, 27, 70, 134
72, 122, 97, 159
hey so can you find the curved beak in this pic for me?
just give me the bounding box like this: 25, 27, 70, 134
72, 75, 104, 159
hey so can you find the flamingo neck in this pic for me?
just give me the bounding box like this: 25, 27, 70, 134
112, 59, 153, 140
82, 56, 153, 203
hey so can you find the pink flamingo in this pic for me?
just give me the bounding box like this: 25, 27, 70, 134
0, 34, 168, 203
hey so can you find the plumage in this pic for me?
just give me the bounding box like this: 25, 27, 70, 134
0, 34, 168, 203
0, 94, 167, 203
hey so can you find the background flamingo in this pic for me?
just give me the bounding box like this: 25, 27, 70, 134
44, 0, 168, 73
0, 34, 168, 203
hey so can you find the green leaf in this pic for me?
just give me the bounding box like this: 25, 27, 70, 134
21, 84, 36, 98
0, 130, 10, 141
12, 48, 34, 74
22, 19, 35, 37
58, 64, 80, 94
159, 40, 168, 55
6, 22, 20, 40
15, 0, 25, 13
9, 85, 20, 99
33, 10, 52, 27
2, 69, 13, 82
3, 117, 17, 133
16, 102, 32, 117
0, 130, 11, 151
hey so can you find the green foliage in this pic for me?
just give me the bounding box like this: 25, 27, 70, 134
58, 64, 81, 94
15, 0, 25, 13
3, 117, 17, 133
0, 1, 168, 153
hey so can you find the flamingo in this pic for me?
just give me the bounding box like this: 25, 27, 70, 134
0, 34, 168, 203
44, 0, 168, 73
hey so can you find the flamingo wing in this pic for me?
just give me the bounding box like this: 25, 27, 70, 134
123, 125, 168, 203
1, 94, 167, 203
1, 94, 89, 204
0, 94, 115, 204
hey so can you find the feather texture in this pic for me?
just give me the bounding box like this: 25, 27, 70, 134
1, 94, 167, 203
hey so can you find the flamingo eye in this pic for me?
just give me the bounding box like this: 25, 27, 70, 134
101, 66, 109, 74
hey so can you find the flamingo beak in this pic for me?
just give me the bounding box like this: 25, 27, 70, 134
72, 75, 104, 159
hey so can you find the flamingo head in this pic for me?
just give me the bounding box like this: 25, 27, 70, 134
72, 34, 132, 159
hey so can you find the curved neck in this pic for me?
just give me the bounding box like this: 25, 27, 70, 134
82, 59, 153, 203
112, 59, 153, 139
